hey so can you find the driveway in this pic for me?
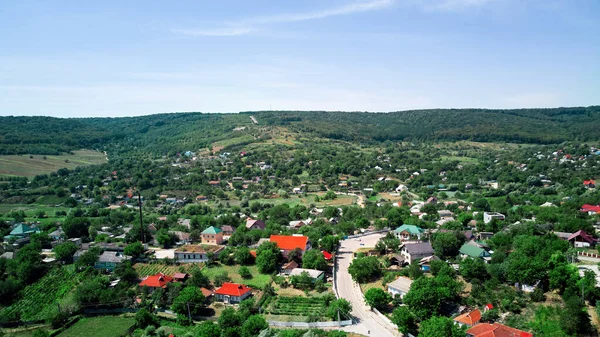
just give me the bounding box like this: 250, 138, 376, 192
336, 233, 402, 337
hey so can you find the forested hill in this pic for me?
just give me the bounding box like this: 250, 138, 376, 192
0, 106, 598, 155
250, 106, 600, 144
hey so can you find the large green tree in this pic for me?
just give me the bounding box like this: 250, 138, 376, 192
419, 316, 466, 337
301, 249, 328, 271
172, 286, 205, 316
348, 256, 382, 283
364, 288, 392, 310
53, 242, 78, 263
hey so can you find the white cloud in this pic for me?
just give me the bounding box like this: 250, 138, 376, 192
418, 0, 496, 11
172, 0, 395, 37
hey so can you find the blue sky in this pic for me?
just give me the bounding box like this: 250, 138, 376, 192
0, 0, 598, 117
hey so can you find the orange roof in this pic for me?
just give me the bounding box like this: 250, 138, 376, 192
270, 235, 309, 251
139, 273, 174, 288
200, 287, 214, 297
249, 251, 257, 258
584, 180, 595, 185
466, 323, 533, 337
215, 282, 252, 297
454, 309, 481, 326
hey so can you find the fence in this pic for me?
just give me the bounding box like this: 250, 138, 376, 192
577, 251, 600, 259
267, 320, 353, 328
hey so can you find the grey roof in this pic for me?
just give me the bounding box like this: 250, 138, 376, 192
98, 251, 126, 263
0, 252, 15, 259
403, 242, 434, 255
49, 227, 64, 238
387, 277, 413, 293
289, 268, 324, 279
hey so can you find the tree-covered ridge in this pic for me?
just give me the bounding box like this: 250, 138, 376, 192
1, 106, 599, 155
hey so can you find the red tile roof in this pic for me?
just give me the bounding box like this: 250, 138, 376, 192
581, 204, 600, 213
454, 309, 481, 326
567, 230, 597, 244
200, 287, 214, 297
466, 323, 533, 337
322, 251, 333, 260
139, 273, 174, 288
584, 180, 595, 186
270, 235, 309, 251
215, 282, 252, 297
249, 251, 257, 258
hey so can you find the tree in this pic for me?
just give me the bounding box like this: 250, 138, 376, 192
460, 258, 489, 282
235, 247, 255, 265
214, 271, 231, 287
256, 250, 278, 274
387, 208, 404, 228
53, 242, 78, 263
364, 288, 392, 310
291, 271, 314, 290
319, 235, 339, 252
348, 256, 382, 283
301, 249, 328, 271
196, 321, 221, 337
135, 308, 157, 328
75, 246, 101, 268
219, 307, 243, 337
473, 198, 490, 212
391, 306, 416, 334
403, 275, 461, 320
239, 266, 252, 279
408, 262, 424, 280
62, 216, 90, 239
172, 286, 205, 316
114, 261, 138, 283
419, 316, 466, 337
124, 241, 145, 258
287, 248, 303, 264
431, 232, 463, 260
189, 268, 210, 288
156, 228, 176, 248
241, 315, 268, 337
327, 299, 352, 320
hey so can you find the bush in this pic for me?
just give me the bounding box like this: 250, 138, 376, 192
135, 308, 158, 328
530, 288, 545, 302
239, 266, 252, 279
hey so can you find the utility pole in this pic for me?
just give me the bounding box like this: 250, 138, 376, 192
187, 302, 192, 321
337, 308, 341, 327
138, 191, 145, 243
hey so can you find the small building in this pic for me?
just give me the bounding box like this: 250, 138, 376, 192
49, 227, 65, 241
3, 223, 41, 242
139, 273, 174, 290
196, 195, 208, 202
215, 282, 252, 304
270, 235, 311, 257
466, 323, 532, 337
201, 226, 224, 245
393, 225, 424, 241
453, 309, 482, 327
459, 242, 491, 261
289, 268, 325, 281
288, 220, 306, 229
584, 180, 596, 188
174, 245, 224, 263
245, 219, 266, 230
94, 251, 126, 271
387, 276, 413, 298
483, 212, 505, 224
0, 252, 15, 260
281, 261, 299, 275
568, 230, 597, 248
173, 273, 189, 283
581, 204, 600, 215
221, 225, 234, 237
400, 242, 435, 265
200, 287, 214, 301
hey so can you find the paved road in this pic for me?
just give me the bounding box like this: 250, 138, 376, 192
336, 233, 401, 337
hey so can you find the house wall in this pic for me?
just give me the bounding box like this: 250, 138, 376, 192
215, 292, 251, 304
202, 232, 223, 245
387, 285, 408, 298
175, 252, 209, 262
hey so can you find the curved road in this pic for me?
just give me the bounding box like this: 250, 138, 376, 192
336, 233, 401, 337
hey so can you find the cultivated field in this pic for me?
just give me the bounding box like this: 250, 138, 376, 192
0, 150, 107, 177
134, 262, 202, 277
56, 316, 135, 337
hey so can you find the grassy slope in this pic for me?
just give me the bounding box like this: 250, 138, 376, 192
0, 150, 107, 177
201, 263, 271, 289
56, 316, 135, 337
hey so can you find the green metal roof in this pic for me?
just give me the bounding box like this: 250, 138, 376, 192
201, 226, 223, 235
394, 225, 424, 235
459, 243, 486, 258
9, 223, 40, 236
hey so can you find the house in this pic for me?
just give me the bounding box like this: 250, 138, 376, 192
322, 251, 333, 261
209, 181, 221, 186
568, 230, 597, 248
196, 195, 208, 202
173, 273, 189, 282
270, 235, 311, 257
387, 276, 413, 298
540, 202, 556, 208
3, 223, 41, 242
288, 220, 306, 229
426, 196, 438, 204
0, 252, 14, 260
400, 242, 435, 265
170, 231, 192, 244
215, 282, 252, 304
95, 251, 126, 271
466, 323, 533, 337
459, 242, 491, 260
201, 226, 224, 245
174, 245, 224, 262
584, 180, 596, 188
289, 268, 325, 281
581, 204, 600, 215
221, 225, 234, 237
453, 309, 482, 327
200, 287, 214, 301
245, 219, 266, 230
483, 212, 505, 224
281, 261, 299, 275
396, 184, 408, 192
139, 273, 174, 289
49, 227, 65, 241
393, 225, 424, 241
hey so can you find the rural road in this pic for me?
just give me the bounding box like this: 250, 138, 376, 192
336, 233, 402, 337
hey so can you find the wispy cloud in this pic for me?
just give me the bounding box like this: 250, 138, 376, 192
172, 0, 394, 37
422, 0, 497, 11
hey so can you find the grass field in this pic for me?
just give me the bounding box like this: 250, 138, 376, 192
56, 316, 135, 337
0, 150, 107, 177
201, 263, 271, 289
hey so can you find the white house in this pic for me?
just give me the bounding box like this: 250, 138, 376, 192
387, 276, 413, 298
483, 212, 505, 224
174, 245, 224, 263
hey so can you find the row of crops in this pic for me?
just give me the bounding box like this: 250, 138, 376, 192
266, 296, 330, 316
0, 265, 84, 321
134, 263, 202, 277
